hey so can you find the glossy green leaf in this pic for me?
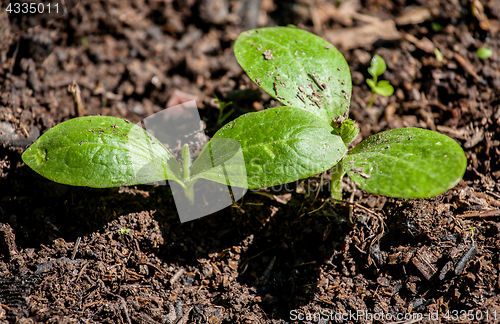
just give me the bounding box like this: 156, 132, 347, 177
345, 128, 467, 198
190, 107, 347, 189
234, 27, 352, 123
367, 54, 386, 78
373, 80, 394, 96
22, 116, 181, 188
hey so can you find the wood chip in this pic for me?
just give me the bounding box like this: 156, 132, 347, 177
412, 246, 438, 280
325, 18, 399, 50
395, 6, 431, 26
454, 53, 484, 83
404, 34, 435, 54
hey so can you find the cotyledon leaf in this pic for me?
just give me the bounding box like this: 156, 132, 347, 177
345, 128, 467, 198
22, 116, 182, 188
234, 26, 352, 123
190, 107, 347, 189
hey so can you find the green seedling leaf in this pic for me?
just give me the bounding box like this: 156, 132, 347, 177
373, 80, 394, 96
234, 27, 352, 123
340, 118, 359, 145
367, 54, 386, 78
366, 78, 376, 90
191, 107, 347, 189
476, 47, 493, 60
22, 116, 181, 187
345, 128, 466, 198
431, 22, 443, 32
434, 48, 444, 62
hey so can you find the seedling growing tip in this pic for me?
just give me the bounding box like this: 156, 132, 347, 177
366, 54, 394, 107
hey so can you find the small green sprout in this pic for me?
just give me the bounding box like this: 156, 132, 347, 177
120, 228, 131, 234
214, 94, 234, 125
22, 27, 467, 206
476, 46, 493, 60
431, 22, 443, 32
81, 35, 88, 48
366, 54, 394, 108
434, 48, 444, 62
468, 226, 476, 245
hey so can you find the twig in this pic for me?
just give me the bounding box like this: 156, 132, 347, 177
486, 191, 500, 200
258, 255, 276, 286
67, 80, 86, 117
71, 237, 81, 260
9, 41, 20, 75
458, 209, 500, 218
110, 293, 132, 324
175, 306, 193, 324
74, 261, 88, 282
454, 53, 484, 84
19, 123, 29, 138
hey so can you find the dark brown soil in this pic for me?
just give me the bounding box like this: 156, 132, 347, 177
1, 0, 500, 323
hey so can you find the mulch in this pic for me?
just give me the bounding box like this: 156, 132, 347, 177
1, 0, 499, 322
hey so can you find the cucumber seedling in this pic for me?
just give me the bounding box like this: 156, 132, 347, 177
22, 27, 467, 205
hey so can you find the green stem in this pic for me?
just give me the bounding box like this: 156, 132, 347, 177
367, 92, 375, 108
182, 144, 192, 181
217, 105, 225, 124
181, 144, 195, 205
183, 181, 196, 205
330, 162, 346, 201
219, 108, 235, 125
